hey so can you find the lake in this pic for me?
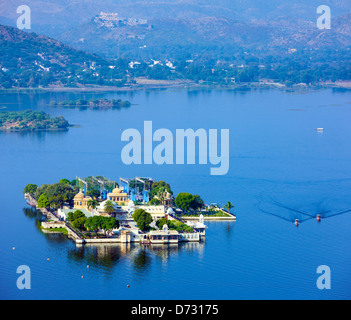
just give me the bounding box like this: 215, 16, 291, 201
0, 87, 351, 299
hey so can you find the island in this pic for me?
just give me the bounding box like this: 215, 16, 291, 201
51, 98, 131, 110
0, 110, 70, 132
23, 176, 236, 245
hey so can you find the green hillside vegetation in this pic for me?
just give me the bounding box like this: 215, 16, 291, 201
0, 24, 123, 89
0, 20, 350, 89
0, 110, 69, 132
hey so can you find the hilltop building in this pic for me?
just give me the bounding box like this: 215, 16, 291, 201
153, 191, 174, 207
73, 190, 92, 211
107, 186, 128, 205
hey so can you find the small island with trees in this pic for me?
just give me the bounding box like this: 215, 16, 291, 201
51, 98, 131, 110
23, 176, 236, 245
0, 110, 70, 132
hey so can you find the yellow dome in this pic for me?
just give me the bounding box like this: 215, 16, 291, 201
74, 190, 85, 200
112, 187, 121, 194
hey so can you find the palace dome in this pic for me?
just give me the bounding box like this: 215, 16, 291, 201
74, 190, 85, 200
112, 187, 122, 194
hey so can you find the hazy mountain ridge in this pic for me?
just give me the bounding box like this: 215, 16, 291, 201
1, 0, 350, 28
0, 22, 350, 89
1, 1, 350, 59
56, 11, 351, 59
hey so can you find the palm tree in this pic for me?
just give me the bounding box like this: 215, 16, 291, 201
156, 187, 167, 205
104, 200, 115, 215
87, 199, 99, 211
224, 201, 234, 214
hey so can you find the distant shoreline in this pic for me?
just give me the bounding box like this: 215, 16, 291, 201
0, 81, 350, 93
0, 127, 69, 132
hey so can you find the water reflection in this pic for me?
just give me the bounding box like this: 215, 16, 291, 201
68, 244, 126, 271
132, 246, 152, 272
0, 129, 69, 142
149, 242, 205, 263
225, 221, 235, 238
23, 207, 44, 220
0, 91, 135, 111
66, 241, 205, 274
23, 206, 205, 272
23, 207, 68, 243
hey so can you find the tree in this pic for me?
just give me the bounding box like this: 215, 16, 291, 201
37, 193, 49, 208
156, 218, 193, 233
101, 217, 119, 235
49, 194, 65, 209
23, 184, 37, 195
132, 209, 153, 232
190, 195, 204, 211
156, 218, 168, 229
175, 193, 204, 212
224, 201, 234, 214
175, 192, 194, 212
150, 180, 172, 199
87, 189, 100, 200
132, 208, 144, 222
104, 200, 115, 215
87, 199, 99, 211
59, 178, 70, 185
85, 216, 102, 236
72, 217, 87, 230
67, 210, 85, 222
156, 187, 167, 204
149, 198, 160, 205
35, 183, 76, 206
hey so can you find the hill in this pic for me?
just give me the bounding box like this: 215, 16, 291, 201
1, 1, 350, 60
59, 11, 351, 60
0, 24, 121, 88
0, 21, 350, 89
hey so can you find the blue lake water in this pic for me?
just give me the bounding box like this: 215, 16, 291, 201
1, 87, 351, 299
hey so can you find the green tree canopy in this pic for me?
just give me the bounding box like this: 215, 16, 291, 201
101, 217, 119, 234
72, 217, 87, 230
37, 193, 49, 209
132, 209, 153, 232
87, 199, 99, 211
35, 183, 76, 206
59, 178, 70, 185
84, 216, 119, 236
85, 216, 102, 235
175, 192, 204, 212
156, 218, 194, 233
49, 194, 66, 209
104, 200, 115, 214
67, 210, 86, 222
191, 195, 204, 211
224, 201, 234, 213
149, 198, 161, 205
150, 180, 172, 199
23, 183, 37, 195
87, 189, 101, 199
